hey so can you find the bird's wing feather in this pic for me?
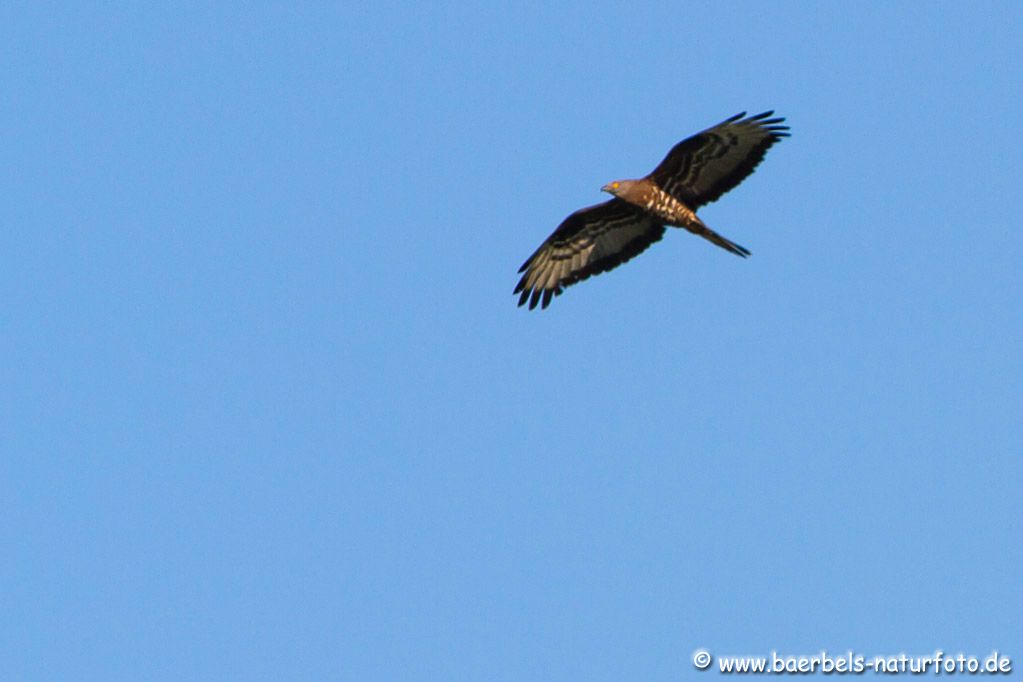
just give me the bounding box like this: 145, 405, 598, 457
514, 199, 664, 310
648, 111, 789, 209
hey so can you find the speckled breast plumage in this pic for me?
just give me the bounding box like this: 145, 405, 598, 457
639, 185, 699, 228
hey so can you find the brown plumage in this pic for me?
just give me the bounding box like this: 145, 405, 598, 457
515, 111, 789, 310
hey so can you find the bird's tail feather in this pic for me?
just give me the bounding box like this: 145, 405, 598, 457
687, 222, 751, 258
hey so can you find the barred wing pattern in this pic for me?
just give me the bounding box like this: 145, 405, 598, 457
514, 199, 665, 310
649, 111, 789, 209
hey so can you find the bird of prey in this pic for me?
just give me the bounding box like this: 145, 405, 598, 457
514, 111, 789, 309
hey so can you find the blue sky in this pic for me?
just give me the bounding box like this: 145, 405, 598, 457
2, 2, 1021, 680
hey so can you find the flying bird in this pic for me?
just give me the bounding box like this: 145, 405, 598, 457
514, 111, 789, 309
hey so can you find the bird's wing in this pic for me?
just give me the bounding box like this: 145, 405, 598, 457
648, 111, 789, 209
514, 199, 665, 310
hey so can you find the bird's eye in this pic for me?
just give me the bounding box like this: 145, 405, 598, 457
612, 182, 619, 189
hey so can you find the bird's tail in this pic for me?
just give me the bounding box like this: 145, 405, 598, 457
686, 220, 751, 258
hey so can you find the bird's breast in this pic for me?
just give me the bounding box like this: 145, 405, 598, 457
638, 186, 699, 227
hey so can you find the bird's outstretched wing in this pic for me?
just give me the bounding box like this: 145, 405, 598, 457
648, 111, 789, 209
514, 199, 665, 310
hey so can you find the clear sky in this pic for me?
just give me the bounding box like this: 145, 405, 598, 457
2, 2, 1021, 680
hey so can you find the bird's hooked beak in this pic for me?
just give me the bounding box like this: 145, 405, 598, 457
601, 183, 614, 194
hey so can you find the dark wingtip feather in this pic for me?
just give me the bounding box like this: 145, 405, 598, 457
529, 288, 542, 310
514, 285, 559, 310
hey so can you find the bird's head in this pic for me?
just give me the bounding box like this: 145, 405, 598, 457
601, 179, 634, 197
